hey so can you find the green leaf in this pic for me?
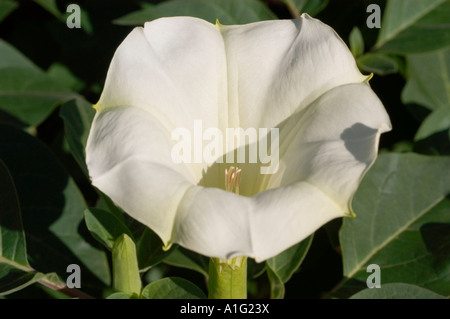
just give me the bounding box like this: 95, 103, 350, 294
0, 0, 19, 23
0, 124, 110, 287
266, 235, 313, 299
415, 107, 450, 141
402, 46, 450, 111
163, 248, 209, 278
141, 277, 206, 299
136, 228, 174, 271
106, 292, 137, 299
282, 0, 328, 18
349, 26, 364, 58
84, 208, 133, 251
375, 0, 450, 53
0, 40, 78, 126
0, 159, 35, 295
350, 283, 447, 299
113, 0, 276, 26
60, 97, 95, 175
0, 264, 43, 296
0, 39, 40, 71
336, 153, 450, 298
357, 53, 399, 76
0, 159, 29, 269
112, 234, 142, 295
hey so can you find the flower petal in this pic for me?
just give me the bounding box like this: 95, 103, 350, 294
96, 17, 229, 182
220, 13, 367, 129
86, 106, 194, 243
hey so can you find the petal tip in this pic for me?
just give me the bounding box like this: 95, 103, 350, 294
364, 73, 374, 83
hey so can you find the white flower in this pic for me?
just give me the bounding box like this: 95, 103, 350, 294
86, 14, 391, 262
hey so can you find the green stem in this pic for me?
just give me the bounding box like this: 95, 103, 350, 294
208, 256, 247, 299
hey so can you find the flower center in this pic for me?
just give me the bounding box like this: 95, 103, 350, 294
225, 166, 242, 195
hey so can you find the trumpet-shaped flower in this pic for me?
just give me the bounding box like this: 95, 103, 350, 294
86, 14, 391, 262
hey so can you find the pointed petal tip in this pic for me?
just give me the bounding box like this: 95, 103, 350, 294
364, 73, 374, 82
162, 242, 173, 251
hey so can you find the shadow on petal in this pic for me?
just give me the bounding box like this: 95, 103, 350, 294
340, 123, 379, 163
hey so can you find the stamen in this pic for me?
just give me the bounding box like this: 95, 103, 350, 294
225, 166, 242, 194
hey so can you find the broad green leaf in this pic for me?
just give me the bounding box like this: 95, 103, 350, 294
266, 235, 313, 299
84, 208, 133, 251
33, 0, 61, 18
137, 228, 174, 271
113, 0, 276, 26
0, 40, 78, 126
112, 234, 141, 295
282, 0, 328, 18
350, 283, 447, 299
337, 153, 450, 298
60, 97, 95, 175
0, 0, 18, 23
0, 159, 28, 269
375, 0, 450, 53
356, 53, 399, 76
141, 277, 206, 299
0, 124, 110, 287
349, 26, 364, 58
415, 107, 450, 141
402, 46, 450, 111
163, 248, 209, 278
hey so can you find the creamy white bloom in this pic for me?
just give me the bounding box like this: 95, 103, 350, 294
86, 14, 391, 262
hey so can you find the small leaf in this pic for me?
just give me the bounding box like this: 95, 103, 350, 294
357, 53, 399, 76
266, 235, 313, 299
163, 248, 209, 278
402, 46, 450, 111
60, 97, 95, 175
113, 0, 276, 26
350, 283, 447, 299
375, 0, 450, 53
349, 26, 364, 57
137, 228, 174, 271
0, 40, 78, 126
112, 234, 142, 295
0, 264, 43, 296
141, 277, 206, 299
84, 208, 133, 251
415, 107, 450, 141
